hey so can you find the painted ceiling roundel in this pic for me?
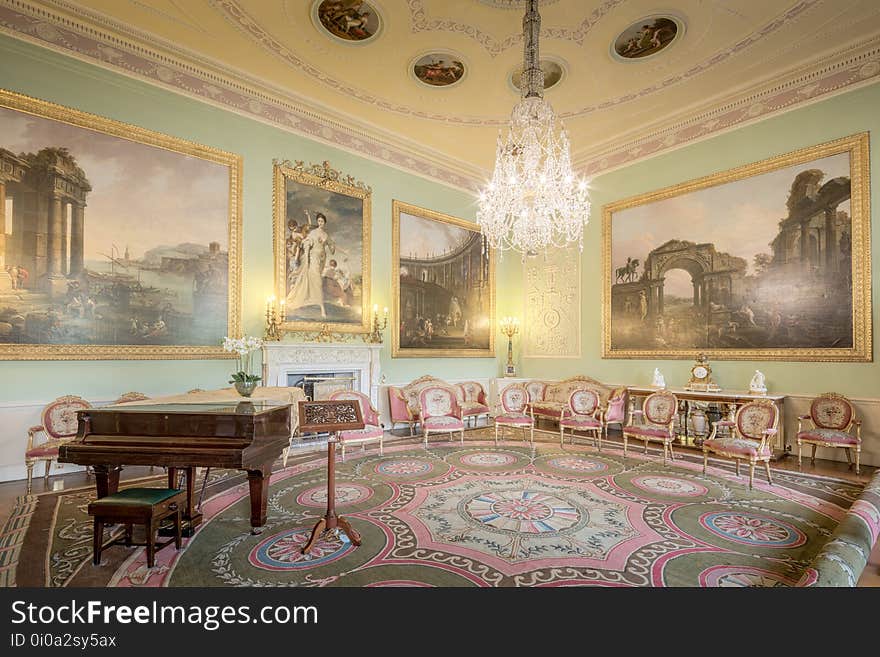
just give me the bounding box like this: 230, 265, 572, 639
312, 0, 382, 44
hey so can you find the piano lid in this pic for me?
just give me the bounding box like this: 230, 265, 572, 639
91, 400, 291, 415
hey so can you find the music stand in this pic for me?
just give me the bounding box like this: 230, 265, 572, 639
297, 399, 365, 554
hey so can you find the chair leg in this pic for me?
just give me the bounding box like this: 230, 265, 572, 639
174, 509, 182, 551
644, 440, 648, 455
763, 460, 772, 486
662, 443, 668, 465
748, 462, 755, 490
845, 447, 852, 469
596, 429, 602, 452
559, 425, 564, 447
668, 441, 675, 461
530, 424, 534, 445
379, 436, 384, 456
623, 435, 628, 458
494, 424, 499, 446
124, 523, 133, 546
44, 460, 51, 483
798, 442, 803, 471
147, 520, 157, 568
341, 443, 346, 462
26, 462, 34, 495
423, 431, 429, 449
703, 450, 708, 474
811, 444, 817, 466
93, 519, 104, 565
460, 429, 464, 444
735, 460, 740, 477
855, 448, 860, 475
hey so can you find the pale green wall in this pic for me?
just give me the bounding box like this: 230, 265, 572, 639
522, 82, 879, 398
0, 34, 513, 403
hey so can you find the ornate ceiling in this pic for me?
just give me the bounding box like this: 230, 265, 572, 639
2, 0, 880, 191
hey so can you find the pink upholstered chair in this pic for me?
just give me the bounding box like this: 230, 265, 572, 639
456, 381, 490, 428
601, 387, 628, 439
419, 386, 465, 447
524, 380, 547, 416
25, 395, 91, 493
623, 390, 678, 465
796, 393, 861, 475
703, 399, 778, 489
494, 384, 534, 445
559, 389, 602, 450
388, 385, 419, 435
330, 390, 384, 461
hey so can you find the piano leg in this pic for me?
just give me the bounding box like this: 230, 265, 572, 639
93, 465, 121, 498
246, 463, 273, 534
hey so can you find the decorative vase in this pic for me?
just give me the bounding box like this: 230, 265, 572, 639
234, 380, 257, 397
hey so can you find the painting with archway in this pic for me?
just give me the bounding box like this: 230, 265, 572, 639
603, 133, 871, 362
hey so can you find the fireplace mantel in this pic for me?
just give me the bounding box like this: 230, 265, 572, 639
261, 342, 383, 404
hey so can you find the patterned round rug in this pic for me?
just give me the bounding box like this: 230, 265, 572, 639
96, 440, 862, 587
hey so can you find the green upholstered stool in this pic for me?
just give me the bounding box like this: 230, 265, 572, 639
88, 488, 186, 568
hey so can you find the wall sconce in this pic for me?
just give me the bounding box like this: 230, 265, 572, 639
264, 295, 283, 342
499, 316, 519, 377
366, 304, 388, 344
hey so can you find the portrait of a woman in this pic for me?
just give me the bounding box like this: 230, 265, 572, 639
286, 211, 336, 318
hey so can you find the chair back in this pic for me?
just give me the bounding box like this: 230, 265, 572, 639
114, 392, 149, 404
500, 384, 529, 414
331, 390, 379, 426
809, 393, 855, 431
736, 400, 779, 441
525, 380, 547, 403
458, 381, 485, 404
605, 387, 628, 423
41, 395, 91, 439
419, 386, 460, 420
567, 389, 599, 418
643, 390, 677, 427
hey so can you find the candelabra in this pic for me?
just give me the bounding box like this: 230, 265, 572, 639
499, 316, 520, 377
264, 296, 283, 342
365, 304, 389, 344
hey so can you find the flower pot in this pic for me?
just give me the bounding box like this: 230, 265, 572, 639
234, 381, 258, 397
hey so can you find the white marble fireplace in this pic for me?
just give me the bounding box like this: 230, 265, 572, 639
261, 342, 383, 404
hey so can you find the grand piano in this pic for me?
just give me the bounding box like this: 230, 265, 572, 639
58, 399, 291, 533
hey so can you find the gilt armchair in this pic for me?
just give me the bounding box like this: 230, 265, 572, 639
455, 381, 490, 428
493, 384, 534, 445
797, 393, 861, 475
559, 389, 602, 450
703, 399, 778, 489
25, 395, 91, 493
623, 390, 678, 465
601, 387, 628, 439
330, 390, 384, 461
419, 385, 465, 447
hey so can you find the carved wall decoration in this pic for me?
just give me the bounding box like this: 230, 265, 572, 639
523, 248, 581, 358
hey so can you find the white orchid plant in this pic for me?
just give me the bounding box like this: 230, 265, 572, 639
222, 335, 263, 385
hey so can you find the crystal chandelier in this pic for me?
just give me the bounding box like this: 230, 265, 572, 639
476, 0, 590, 257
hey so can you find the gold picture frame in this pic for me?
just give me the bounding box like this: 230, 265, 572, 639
0, 89, 242, 360
272, 159, 371, 334
392, 200, 495, 358
602, 132, 871, 361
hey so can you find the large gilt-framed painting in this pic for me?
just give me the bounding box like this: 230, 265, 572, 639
273, 159, 371, 334
603, 133, 871, 362
392, 201, 495, 358
0, 89, 241, 360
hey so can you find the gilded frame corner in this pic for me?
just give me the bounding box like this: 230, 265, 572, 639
272, 159, 372, 335
0, 88, 242, 361
601, 132, 871, 362
391, 199, 496, 358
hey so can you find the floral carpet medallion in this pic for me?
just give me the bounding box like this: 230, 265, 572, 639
4, 433, 878, 587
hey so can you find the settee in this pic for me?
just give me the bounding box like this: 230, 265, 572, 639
388, 375, 490, 434
525, 376, 628, 437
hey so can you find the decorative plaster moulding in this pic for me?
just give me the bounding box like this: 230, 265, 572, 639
1, 0, 879, 189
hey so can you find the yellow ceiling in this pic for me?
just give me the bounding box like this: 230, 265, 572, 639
29, 0, 880, 179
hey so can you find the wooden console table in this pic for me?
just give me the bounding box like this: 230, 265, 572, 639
627, 387, 788, 459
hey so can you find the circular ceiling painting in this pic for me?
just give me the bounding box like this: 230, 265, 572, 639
412, 53, 466, 88
612, 16, 682, 61
510, 58, 566, 92
313, 0, 382, 44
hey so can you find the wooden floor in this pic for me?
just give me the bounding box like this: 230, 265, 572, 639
2, 430, 877, 587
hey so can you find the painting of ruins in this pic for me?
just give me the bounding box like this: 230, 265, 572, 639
272, 159, 371, 334
0, 90, 241, 360
603, 133, 871, 361
392, 201, 495, 358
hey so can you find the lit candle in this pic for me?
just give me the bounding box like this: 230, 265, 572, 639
383, 307, 388, 316
373, 304, 378, 315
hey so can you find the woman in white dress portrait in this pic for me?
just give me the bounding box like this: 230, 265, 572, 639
286, 211, 335, 318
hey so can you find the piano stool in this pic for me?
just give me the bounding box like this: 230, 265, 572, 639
88, 488, 186, 568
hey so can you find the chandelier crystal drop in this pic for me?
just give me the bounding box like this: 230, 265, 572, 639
476, 0, 590, 257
